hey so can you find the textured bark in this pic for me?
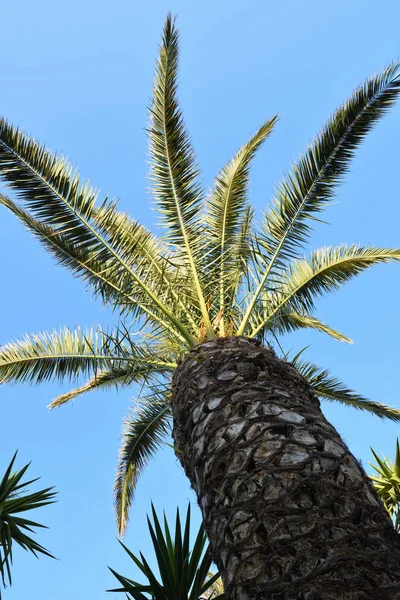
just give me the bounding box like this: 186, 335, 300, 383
171, 337, 400, 600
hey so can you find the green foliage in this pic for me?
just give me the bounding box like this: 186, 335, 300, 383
108, 504, 224, 600
1, 13, 400, 531
0, 453, 56, 596
292, 352, 400, 422
0, 326, 175, 390
205, 117, 277, 333
370, 441, 400, 532
115, 388, 172, 536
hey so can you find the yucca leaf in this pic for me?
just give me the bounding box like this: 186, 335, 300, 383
174, 507, 184, 598
187, 521, 207, 583
0, 454, 56, 596
109, 504, 223, 600
108, 564, 151, 600
115, 390, 172, 536
163, 512, 174, 564
116, 541, 149, 577
370, 441, 400, 531
191, 548, 216, 600
147, 509, 176, 599
139, 550, 169, 600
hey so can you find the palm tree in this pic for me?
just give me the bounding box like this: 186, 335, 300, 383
109, 504, 224, 600
1, 13, 400, 598
0, 453, 56, 597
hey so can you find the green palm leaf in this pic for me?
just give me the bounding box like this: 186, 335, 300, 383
250, 245, 400, 337
0, 326, 175, 386
48, 356, 176, 409
293, 356, 400, 422
204, 117, 277, 333
149, 14, 213, 338
0, 453, 56, 596
115, 389, 172, 536
0, 194, 194, 345
0, 124, 195, 346
261, 311, 352, 343
237, 62, 400, 334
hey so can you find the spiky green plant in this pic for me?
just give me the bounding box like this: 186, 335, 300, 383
108, 504, 224, 600
1, 14, 400, 535
0, 453, 56, 596
370, 440, 400, 532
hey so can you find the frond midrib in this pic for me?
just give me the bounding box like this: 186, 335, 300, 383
218, 165, 242, 335
160, 69, 214, 340
0, 353, 177, 369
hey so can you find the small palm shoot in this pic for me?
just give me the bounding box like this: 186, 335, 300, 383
370, 440, 400, 532
0, 452, 56, 596
108, 504, 224, 600
1, 15, 400, 534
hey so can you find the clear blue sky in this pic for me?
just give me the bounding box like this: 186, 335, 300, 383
1, 0, 400, 597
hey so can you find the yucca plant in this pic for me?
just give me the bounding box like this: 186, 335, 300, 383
109, 505, 224, 600
1, 13, 400, 598
0, 453, 56, 597
370, 440, 400, 532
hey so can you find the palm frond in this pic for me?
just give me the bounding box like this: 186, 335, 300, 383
293, 357, 400, 422
115, 388, 172, 536
257, 310, 352, 343
0, 453, 56, 595
149, 14, 213, 338
204, 118, 277, 332
48, 352, 176, 409
0, 124, 195, 346
0, 195, 194, 346
91, 200, 200, 330
370, 441, 400, 531
249, 245, 400, 337
238, 62, 400, 334
0, 326, 176, 387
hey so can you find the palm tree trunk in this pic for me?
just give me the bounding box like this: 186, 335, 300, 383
171, 337, 400, 600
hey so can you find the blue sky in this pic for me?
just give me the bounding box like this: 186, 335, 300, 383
1, 0, 400, 597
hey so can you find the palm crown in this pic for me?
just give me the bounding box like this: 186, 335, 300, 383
1, 15, 400, 535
